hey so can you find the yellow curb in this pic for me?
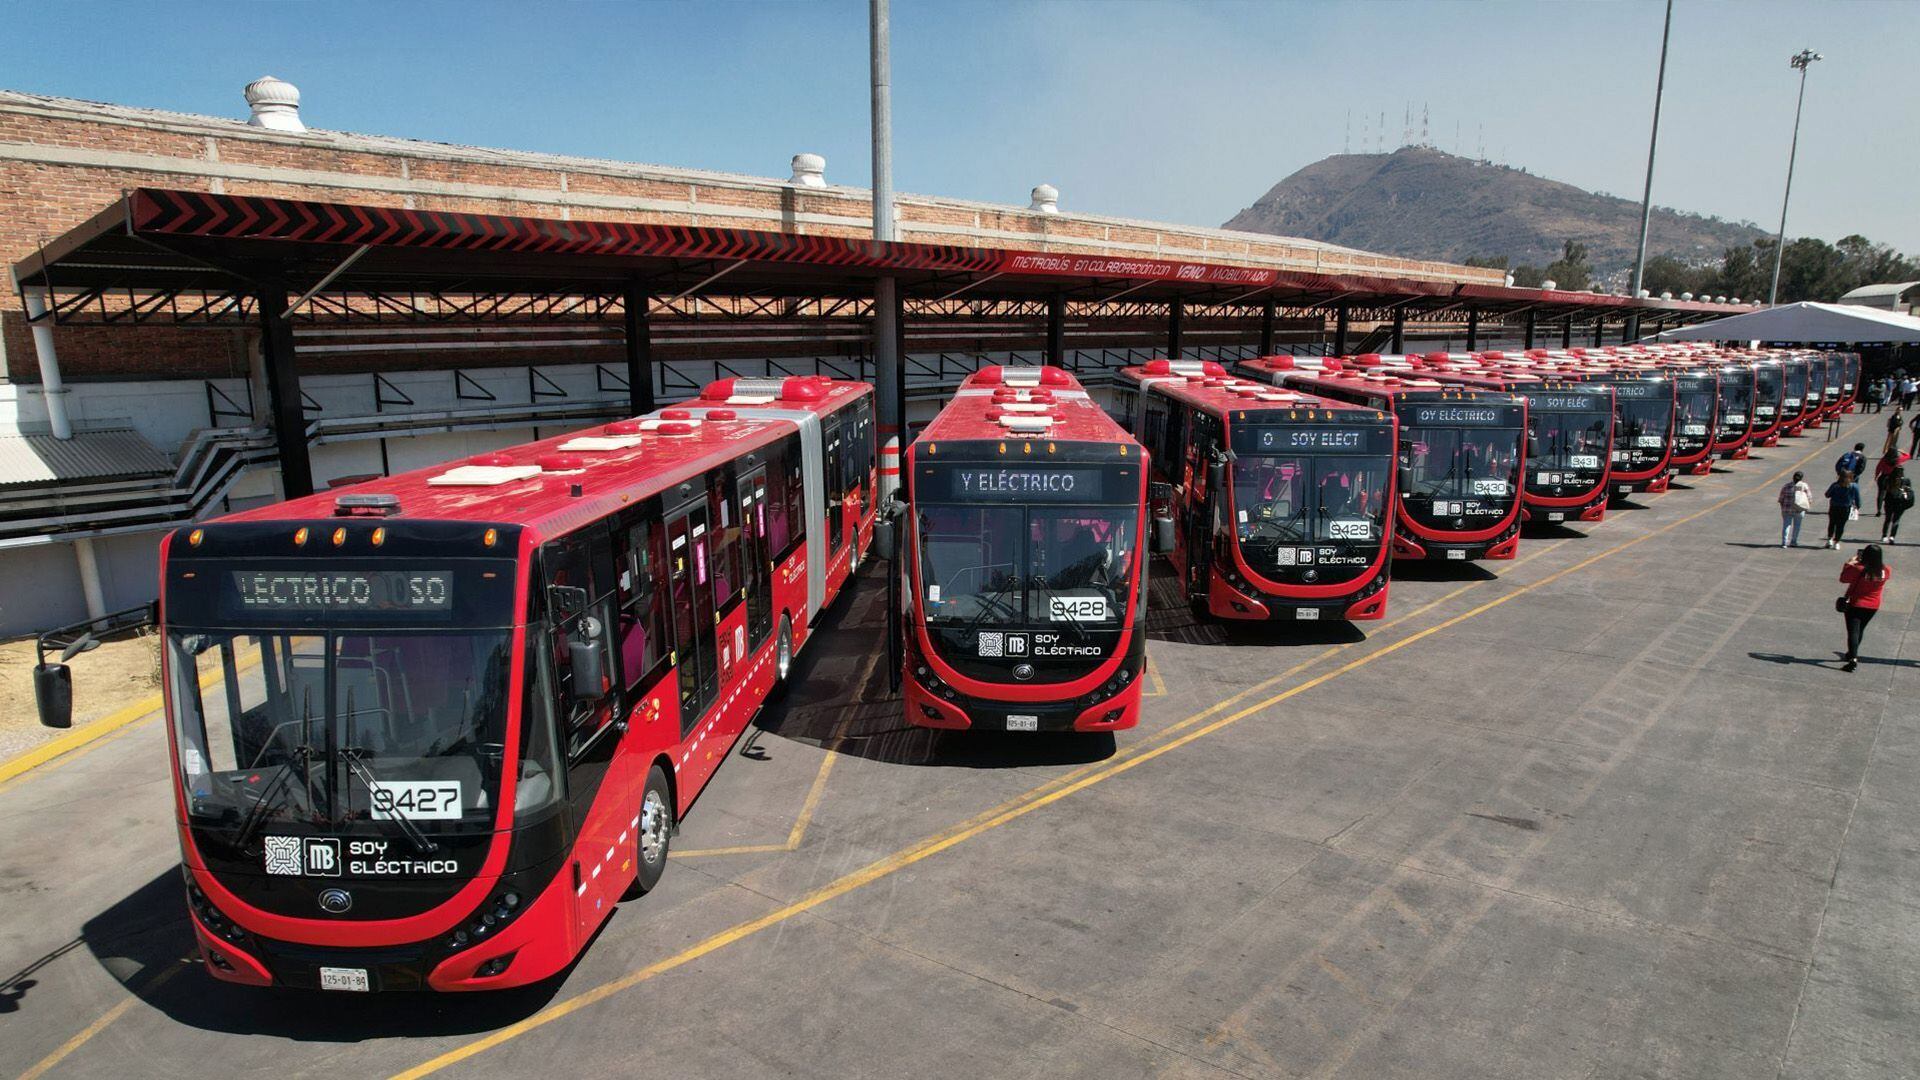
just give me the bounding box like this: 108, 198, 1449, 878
0, 690, 163, 787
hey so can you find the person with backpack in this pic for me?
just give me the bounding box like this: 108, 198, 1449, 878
1837, 545, 1891, 672
1874, 447, 1911, 516
1837, 443, 1868, 483
1824, 471, 1860, 549
1779, 470, 1813, 548
1884, 469, 1914, 544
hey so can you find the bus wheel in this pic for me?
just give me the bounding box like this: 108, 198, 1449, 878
627, 765, 672, 898
776, 616, 794, 682
850, 543, 861, 577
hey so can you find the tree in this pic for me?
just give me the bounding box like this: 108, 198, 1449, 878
1543, 240, 1592, 291
1639, 255, 1712, 297
1463, 255, 1509, 270
1510, 264, 1546, 288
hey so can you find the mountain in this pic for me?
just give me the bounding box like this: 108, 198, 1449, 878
1223, 147, 1767, 277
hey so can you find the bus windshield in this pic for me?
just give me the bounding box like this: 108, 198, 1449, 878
1231, 455, 1389, 548
1619, 396, 1673, 445
168, 629, 518, 836
1676, 389, 1716, 438
917, 504, 1138, 629
1530, 409, 1610, 471
1400, 426, 1522, 500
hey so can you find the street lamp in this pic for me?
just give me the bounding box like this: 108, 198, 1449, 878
1767, 48, 1822, 305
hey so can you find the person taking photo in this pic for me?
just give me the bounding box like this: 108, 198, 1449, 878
1837, 545, 1890, 672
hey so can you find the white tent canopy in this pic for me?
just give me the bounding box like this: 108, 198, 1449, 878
1656, 301, 1920, 343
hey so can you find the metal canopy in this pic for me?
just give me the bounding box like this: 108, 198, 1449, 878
14, 189, 1745, 328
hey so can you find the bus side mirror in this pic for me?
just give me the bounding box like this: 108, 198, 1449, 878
35, 663, 73, 729
568, 640, 608, 702
873, 496, 902, 561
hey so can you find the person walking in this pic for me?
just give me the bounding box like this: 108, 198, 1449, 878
1867, 378, 1885, 413
1837, 443, 1868, 483
1824, 470, 1860, 548
1885, 470, 1914, 544
1905, 374, 1918, 410
1779, 470, 1813, 548
1887, 408, 1906, 454
1908, 410, 1920, 457
1874, 447, 1911, 516
1837, 545, 1891, 672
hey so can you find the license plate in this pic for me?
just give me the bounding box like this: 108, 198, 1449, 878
1617, 485, 1632, 494
1006, 715, 1038, 732
320, 967, 370, 992
1547, 512, 1564, 522
1295, 607, 1320, 620
1445, 549, 1467, 560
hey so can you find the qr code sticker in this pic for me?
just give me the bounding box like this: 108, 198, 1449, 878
264, 835, 302, 876
978, 632, 1004, 657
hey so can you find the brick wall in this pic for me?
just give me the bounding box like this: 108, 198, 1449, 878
0, 90, 1505, 384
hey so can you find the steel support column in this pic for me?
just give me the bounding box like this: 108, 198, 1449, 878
1524, 310, 1538, 350
875, 276, 901, 500
1622, 318, 1636, 344
1259, 295, 1276, 356
1390, 308, 1406, 353
1334, 302, 1351, 356
1593, 318, 1606, 347
622, 282, 654, 415
257, 287, 314, 499
1562, 317, 1574, 348
1167, 298, 1184, 359
1466, 308, 1480, 352
1046, 291, 1066, 367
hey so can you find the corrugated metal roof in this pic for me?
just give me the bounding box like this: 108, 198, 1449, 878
0, 428, 174, 488
1838, 281, 1920, 306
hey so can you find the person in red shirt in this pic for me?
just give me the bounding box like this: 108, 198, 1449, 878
1839, 544, 1890, 672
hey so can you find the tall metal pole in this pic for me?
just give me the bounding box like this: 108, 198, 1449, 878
1626, 0, 1673, 342
871, 0, 901, 504
1768, 49, 1822, 305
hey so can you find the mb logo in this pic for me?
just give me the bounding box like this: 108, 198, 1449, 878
264, 836, 341, 877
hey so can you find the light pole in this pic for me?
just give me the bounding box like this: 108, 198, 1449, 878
1626, 0, 1674, 341
1767, 48, 1821, 305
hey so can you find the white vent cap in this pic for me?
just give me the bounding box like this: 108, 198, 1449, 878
245, 76, 304, 132
1029, 183, 1060, 214
790, 153, 826, 187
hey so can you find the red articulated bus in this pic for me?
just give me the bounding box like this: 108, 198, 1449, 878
1779, 354, 1816, 437
901, 365, 1148, 732
1748, 355, 1790, 448
162, 375, 875, 992
1116, 359, 1396, 621
1401, 358, 1616, 526
1664, 365, 1722, 476
1243, 357, 1527, 562
1708, 358, 1759, 460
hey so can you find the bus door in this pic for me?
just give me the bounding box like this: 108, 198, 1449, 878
824, 414, 846, 555
666, 499, 720, 733
739, 465, 774, 650
1185, 412, 1222, 591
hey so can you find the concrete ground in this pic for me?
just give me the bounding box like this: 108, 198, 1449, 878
2, 413, 1915, 1080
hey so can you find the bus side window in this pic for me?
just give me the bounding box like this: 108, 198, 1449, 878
783, 434, 806, 549
766, 440, 794, 557
545, 530, 617, 756
710, 469, 741, 612
824, 415, 845, 551
614, 510, 671, 697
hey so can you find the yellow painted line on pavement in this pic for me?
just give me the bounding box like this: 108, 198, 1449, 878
392, 437, 1840, 1079
0, 693, 162, 788
14, 963, 180, 1080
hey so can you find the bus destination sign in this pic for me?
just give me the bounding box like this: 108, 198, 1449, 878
230, 570, 454, 612
1232, 425, 1393, 455
1406, 405, 1515, 427
923, 466, 1111, 503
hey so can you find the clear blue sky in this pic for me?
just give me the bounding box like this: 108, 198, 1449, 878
5, 0, 1915, 254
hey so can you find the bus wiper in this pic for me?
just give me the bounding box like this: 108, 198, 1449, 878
235, 689, 320, 853
341, 686, 437, 855
961, 575, 1022, 637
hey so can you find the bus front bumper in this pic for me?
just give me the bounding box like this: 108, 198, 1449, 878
905, 673, 1141, 732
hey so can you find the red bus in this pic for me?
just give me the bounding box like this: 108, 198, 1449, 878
1779, 355, 1816, 437
1837, 352, 1861, 412
1534, 363, 1676, 498
1709, 359, 1758, 460
899, 365, 1148, 732
1244, 358, 1526, 562
1749, 356, 1790, 447
1402, 360, 1615, 526
155, 375, 875, 992
1665, 367, 1722, 476
1117, 359, 1396, 621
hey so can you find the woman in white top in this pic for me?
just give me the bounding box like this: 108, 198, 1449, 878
1779, 470, 1813, 548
